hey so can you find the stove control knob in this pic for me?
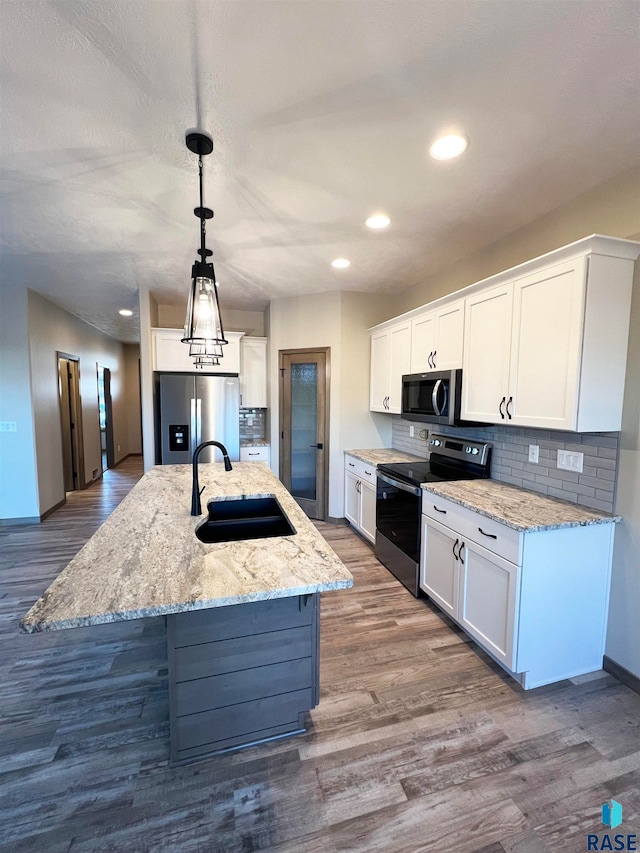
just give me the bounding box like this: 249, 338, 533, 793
471, 447, 479, 455
432, 438, 441, 446
465, 446, 472, 453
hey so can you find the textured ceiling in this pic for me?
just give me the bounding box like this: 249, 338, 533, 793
1, 0, 639, 343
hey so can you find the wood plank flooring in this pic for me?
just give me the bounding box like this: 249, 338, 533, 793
1, 458, 639, 852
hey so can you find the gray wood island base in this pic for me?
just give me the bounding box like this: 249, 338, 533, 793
20, 463, 352, 764
168, 594, 320, 765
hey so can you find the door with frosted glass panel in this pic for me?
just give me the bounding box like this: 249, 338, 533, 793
279, 350, 328, 520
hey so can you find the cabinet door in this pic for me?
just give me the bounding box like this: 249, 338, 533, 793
461, 284, 513, 423
153, 329, 242, 374
420, 516, 459, 618
388, 323, 411, 413
508, 258, 586, 430
434, 301, 464, 370
240, 338, 268, 408
410, 312, 436, 373
359, 481, 377, 544
458, 539, 520, 669
344, 471, 360, 527
370, 330, 390, 412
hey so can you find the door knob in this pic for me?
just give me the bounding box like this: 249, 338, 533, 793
309, 443, 323, 449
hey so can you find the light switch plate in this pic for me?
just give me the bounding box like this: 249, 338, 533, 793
528, 444, 539, 463
557, 449, 584, 473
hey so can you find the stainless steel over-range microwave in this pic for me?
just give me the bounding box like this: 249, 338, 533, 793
401, 369, 469, 426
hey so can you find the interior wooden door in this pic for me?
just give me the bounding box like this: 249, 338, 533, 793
279, 349, 328, 520
57, 354, 84, 491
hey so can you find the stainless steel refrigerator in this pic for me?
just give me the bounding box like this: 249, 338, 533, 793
158, 374, 240, 464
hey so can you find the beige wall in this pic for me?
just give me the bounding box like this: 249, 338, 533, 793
396, 164, 640, 313
27, 291, 131, 516
268, 291, 393, 518
124, 344, 142, 455
155, 302, 265, 337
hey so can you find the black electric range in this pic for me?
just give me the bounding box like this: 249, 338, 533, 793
375, 434, 491, 596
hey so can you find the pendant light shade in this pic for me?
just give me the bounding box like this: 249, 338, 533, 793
181, 131, 227, 364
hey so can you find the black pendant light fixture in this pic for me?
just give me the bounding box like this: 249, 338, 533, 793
181, 131, 227, 366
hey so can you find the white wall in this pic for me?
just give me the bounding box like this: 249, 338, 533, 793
268, 291, 393, 518
28, 291, 130, 516
0, 283, 39, 520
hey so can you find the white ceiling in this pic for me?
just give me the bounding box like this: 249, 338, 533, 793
1, 0, 639, 343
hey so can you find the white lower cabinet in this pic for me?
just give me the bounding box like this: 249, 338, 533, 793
344, 455, 377, 544
240, 446, 270, 464
421, 494, 615, 688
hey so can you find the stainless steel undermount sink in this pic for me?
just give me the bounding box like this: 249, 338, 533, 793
195, 495, 297, 544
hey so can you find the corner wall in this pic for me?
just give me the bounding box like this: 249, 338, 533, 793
0, 283, 39, 520
268, 291, 393, 518
28, 291, 131, 516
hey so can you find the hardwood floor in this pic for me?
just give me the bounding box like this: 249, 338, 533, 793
1, 459, 638, 852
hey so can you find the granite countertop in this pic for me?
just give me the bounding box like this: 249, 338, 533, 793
21, 463, 353, 633
423, 479, 621, 532
345, 448, 425, 466
240, 440, 270, 448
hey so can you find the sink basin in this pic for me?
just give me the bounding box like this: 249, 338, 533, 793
195, 496, 296, 544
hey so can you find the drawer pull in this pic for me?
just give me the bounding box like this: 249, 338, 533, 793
433, 505, 447, 514
365, 470, 372, 476
348, 462, 355, 467
452, 538, 460, 559
248, 452, 260, 456
478, 527, 497, 539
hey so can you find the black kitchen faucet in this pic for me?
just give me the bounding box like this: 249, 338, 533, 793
191, 441, 233, 516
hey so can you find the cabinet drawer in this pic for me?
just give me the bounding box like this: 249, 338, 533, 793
422, 492, 522, 564
344, 455, 376, 484
240, 446, 270, 462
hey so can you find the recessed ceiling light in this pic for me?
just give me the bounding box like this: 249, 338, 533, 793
429, 134, 468, 160
119, 309, 133, 317
331, 258, 351, 269
365, 214, 391, 230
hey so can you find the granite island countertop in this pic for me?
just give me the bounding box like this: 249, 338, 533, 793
21, 463, 353, 633
423, 479, 621, 532
345, 448, 425, 467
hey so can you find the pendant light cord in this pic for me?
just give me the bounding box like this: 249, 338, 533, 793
198, 157, 206, 261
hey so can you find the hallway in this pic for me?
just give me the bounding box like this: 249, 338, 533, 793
1, 458, 639, 852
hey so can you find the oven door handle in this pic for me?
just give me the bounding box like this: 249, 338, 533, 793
377, 472, 422, 496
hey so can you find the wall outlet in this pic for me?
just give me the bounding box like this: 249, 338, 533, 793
557, 449, 584, 473
528, 444, 539, 463
117, 444, 121, 452
409, 425, 415, 437
0, 422, 17, 432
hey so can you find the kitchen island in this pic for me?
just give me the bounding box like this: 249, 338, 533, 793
21, 462, 353, 764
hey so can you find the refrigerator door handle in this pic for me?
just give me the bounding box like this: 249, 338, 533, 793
196, 398, 202, 446
190, 398, 197, 456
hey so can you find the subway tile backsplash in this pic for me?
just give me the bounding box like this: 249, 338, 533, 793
392, 417, 619, 513
239, 408, 267, 440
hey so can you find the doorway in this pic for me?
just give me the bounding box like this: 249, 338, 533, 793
97, 366, 115, 472
57, 354, 85, 492
279, 348, 329, 520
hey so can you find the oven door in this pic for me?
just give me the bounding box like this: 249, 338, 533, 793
375, 472, 421, 563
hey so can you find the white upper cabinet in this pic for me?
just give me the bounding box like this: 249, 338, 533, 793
240, 336, 268, 408
461, 249, 635, 431
372, 235, 639, 431
410, 301, 463, 373
461, 283, 514, 423
370, 321, 410, 413
152, 329, 243, 374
